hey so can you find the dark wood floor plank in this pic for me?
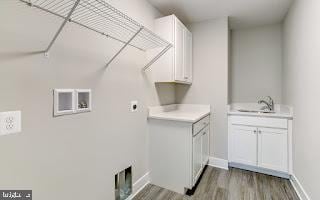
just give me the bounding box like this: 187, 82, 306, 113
133, 166, 299, 200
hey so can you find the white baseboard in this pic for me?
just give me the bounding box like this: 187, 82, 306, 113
229, 162, 289, 179
208, 157, 229, 170
290, 174, 311, 200
128, 172, 150, 199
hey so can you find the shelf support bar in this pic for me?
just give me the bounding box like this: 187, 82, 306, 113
106, 27, 143, 67
45, 0, 81, 55
142, 44, 172, 71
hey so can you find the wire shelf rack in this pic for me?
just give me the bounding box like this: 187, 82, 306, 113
19, 0, 172, 70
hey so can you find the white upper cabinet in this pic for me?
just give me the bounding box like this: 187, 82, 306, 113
183, 29, 193, 83
151, 15, 193, 84
174, 19, 184, 81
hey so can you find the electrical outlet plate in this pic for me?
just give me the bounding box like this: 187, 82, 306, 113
130, 101, 138, 112
0, 111, 21, 136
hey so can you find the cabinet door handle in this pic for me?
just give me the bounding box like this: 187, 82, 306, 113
258, 130, 262, 134
254, 130, 257, 134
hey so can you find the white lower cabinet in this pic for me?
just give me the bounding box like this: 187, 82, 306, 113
202, 126, 210, 166
192, 130, 203, 184
229, 116, 292, 176
192, 119, 210, 185
230, 125, 258, 166
258, 127, 288, 172
149, 115, 210, 194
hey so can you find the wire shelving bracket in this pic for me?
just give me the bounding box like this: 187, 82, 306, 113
20, 0, 172, 70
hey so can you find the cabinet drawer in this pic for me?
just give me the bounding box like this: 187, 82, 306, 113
193, 115, 210, 134
230, 116, 287, 129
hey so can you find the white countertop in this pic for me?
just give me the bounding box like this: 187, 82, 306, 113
148, 104, 211, 123
227, 103, 293, 119
228, 110, 293, 119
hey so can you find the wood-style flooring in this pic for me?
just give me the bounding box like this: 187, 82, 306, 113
133, 166, 299, 200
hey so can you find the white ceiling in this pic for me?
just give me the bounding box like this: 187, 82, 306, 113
147, 0, 293, 29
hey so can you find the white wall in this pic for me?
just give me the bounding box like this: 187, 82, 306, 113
176, 18, 229, 160
283, 0, 320, 199
231, 24, 283, 103
0, 1, 174, 200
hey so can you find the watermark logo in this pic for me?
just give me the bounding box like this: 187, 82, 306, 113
0, 190, 32, 200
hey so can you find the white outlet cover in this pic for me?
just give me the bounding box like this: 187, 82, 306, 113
130, 101, 138, 112
0, 111, 21, 135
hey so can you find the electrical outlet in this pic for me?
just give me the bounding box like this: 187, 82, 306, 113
130, 101, 138, 112
0, 111, 21, 136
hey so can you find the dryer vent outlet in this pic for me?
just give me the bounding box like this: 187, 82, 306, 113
115, 166, 132, 200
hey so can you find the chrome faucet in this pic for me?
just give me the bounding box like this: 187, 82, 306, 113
258, 96, 274, 111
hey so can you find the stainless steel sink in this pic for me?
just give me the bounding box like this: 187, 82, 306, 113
237, 109, 276, 114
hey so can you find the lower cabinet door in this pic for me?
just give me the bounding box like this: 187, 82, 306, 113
230, 125, 258, 166
192, 131, 202, 185
202, 126, 209, 166
258, 127, 288, 172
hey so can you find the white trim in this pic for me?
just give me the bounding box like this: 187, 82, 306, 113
288, 120, 293, 174
290, 174, 311, 200
229, 162, 289, 179
127, 172, 150, 199
208, 157, 229, 170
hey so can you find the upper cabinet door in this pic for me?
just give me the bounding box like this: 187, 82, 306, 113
258, 128, 288, 172
183, 29, 193, 83
152, 15, 192, 84
174, 18, 185, 82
